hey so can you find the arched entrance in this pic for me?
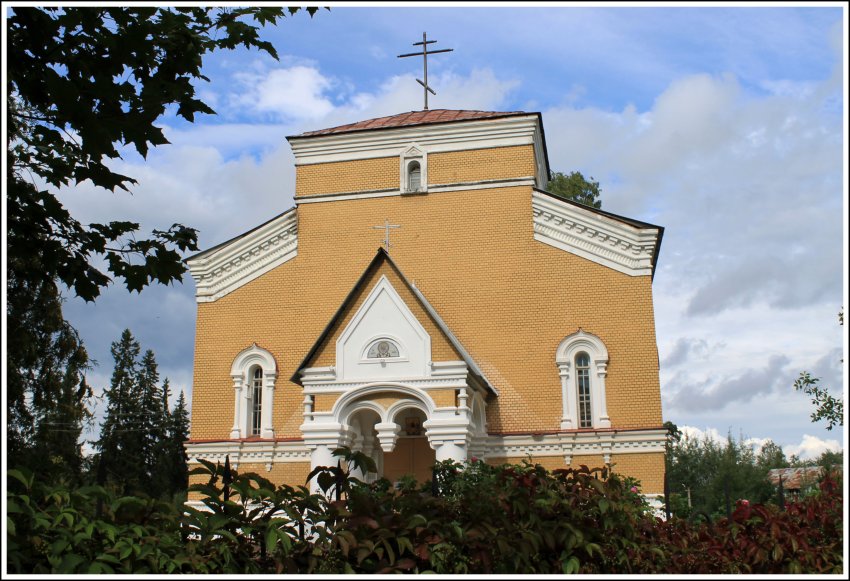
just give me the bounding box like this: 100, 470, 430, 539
382, 407, 436, 484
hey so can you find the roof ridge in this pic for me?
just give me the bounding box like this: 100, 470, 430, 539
290, 109, 531, 138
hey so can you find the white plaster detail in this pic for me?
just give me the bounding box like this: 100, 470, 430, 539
485, 428, 667, 460
229, 344, 278, 439
185, 439, 310, 467
556, 330, 611, 430
288, 115, 548, 187
360, 335, 408, 364
400, 144, 427, 194
532, 191, 659, 277
336, 275, 431, 381
293, 177, 536, 205
187, 209, 298, 303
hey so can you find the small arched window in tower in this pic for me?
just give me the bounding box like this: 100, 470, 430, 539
250, 366, 263, 436
407, 160, 421, 192
576, 353, 592, 428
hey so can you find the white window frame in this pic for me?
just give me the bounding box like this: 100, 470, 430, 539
555, 330, 611, 430
400, 144, 427, 194
230, 344, 277, 439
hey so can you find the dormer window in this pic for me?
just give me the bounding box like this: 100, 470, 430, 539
400, 145, 427, 194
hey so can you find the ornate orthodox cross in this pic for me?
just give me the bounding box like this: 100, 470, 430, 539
397, 32, 453, 110
373, 219, 401, 252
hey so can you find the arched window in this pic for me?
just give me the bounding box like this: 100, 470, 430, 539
555, 330, 611, 430
400, 145, 427, 194
407, 161, 421, 191
575, 353, 592, 429
250, 366, 263, 436
230, 344, 277, 439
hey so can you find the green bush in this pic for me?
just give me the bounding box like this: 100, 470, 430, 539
6, 452, 843, 574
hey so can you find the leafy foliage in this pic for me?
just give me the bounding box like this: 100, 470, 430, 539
546, 170, 603, 208
6, 7, 319, 486
6, 452, 843, 574
794, 308, 844, 430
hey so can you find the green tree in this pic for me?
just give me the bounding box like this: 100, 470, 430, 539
546, 170, 603, 208
7, 271, 93, 480
137, 350, 166, 487
7, 6, 318, 481
166, 390, 191, 497
95, 329, 144, 494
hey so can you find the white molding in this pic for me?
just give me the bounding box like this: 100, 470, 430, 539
556, 330, 610, 430
301, 376, 471, 393
485, 429, 667, 459
336, 275, 431, 381
187, 209, 298, 303
288, 116, 544, 177
186, 440, 311, 467
293, 177, 535, 205
400, 143, 427, 194
532, 191, 658, 277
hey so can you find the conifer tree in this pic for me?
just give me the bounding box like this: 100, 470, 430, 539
96, 329, 143, 494
167, 390, 191, 495
137, 349, 165, 485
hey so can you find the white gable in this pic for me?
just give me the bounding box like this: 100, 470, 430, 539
336, 275, 431, 381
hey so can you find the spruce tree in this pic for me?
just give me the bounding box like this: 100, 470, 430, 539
96, 329, 143, 494
168, 390, 191, 495
137, 349, 164, 487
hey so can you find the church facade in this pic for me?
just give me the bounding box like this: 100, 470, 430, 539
185, 109, 667, 499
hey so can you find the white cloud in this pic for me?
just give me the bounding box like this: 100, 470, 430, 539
236, 65, 335, 120
783, 434, 842, 461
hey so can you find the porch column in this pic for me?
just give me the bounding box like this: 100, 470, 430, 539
300, 421, 354, 494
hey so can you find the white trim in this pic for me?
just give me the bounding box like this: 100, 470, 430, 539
532, 191, 658, 277
229, 344, 278, 440
400, 144, 427, 194
288, 116, 545, 187
186, 439, 310, 469
336, 275, 432, 381
187, 209, 298, 303
301, 376, 473, 393
293, 177, 535, 204
556, 330, 611, 430
485, 429, 667, 460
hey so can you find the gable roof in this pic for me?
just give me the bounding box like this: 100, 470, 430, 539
291, 247, 496, 395
291, 109, 531, 138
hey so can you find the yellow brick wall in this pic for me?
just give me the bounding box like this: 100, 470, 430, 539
428, 145, 536, 185
187, 461, 311, 500
295, 156, 397, 197
190, 141, 664, 489
609, 452, 665, 493
293, 145, 537, 199
486, 452, 662, 492
191, 183, 663, 439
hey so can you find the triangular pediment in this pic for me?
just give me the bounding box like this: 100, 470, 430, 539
292, 248, 495, 393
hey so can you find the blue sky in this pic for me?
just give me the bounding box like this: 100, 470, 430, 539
16, 3, 845, 460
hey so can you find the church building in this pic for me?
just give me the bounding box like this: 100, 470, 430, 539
185, 108, 667, 500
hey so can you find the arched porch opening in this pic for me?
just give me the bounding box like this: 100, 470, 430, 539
382, 406, 435, 484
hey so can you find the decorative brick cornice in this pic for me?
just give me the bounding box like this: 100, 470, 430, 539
187, 209, 298, 303
532, 191, 660, 277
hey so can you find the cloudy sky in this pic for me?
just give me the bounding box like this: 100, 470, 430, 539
41, 3, 846, 460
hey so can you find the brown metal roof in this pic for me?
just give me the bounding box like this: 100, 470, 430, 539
766, 466, 835, 490
292, 109, 530, 137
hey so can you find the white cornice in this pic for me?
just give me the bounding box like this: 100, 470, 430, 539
186, 209, 298, 303
531, 191, 659, 277
288, 115, 548, 186
486, 429, 667, 458
186, 439, 311, 468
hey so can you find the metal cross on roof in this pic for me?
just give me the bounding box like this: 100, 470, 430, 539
398, 32, 453, 111
373, 219, 401, 253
